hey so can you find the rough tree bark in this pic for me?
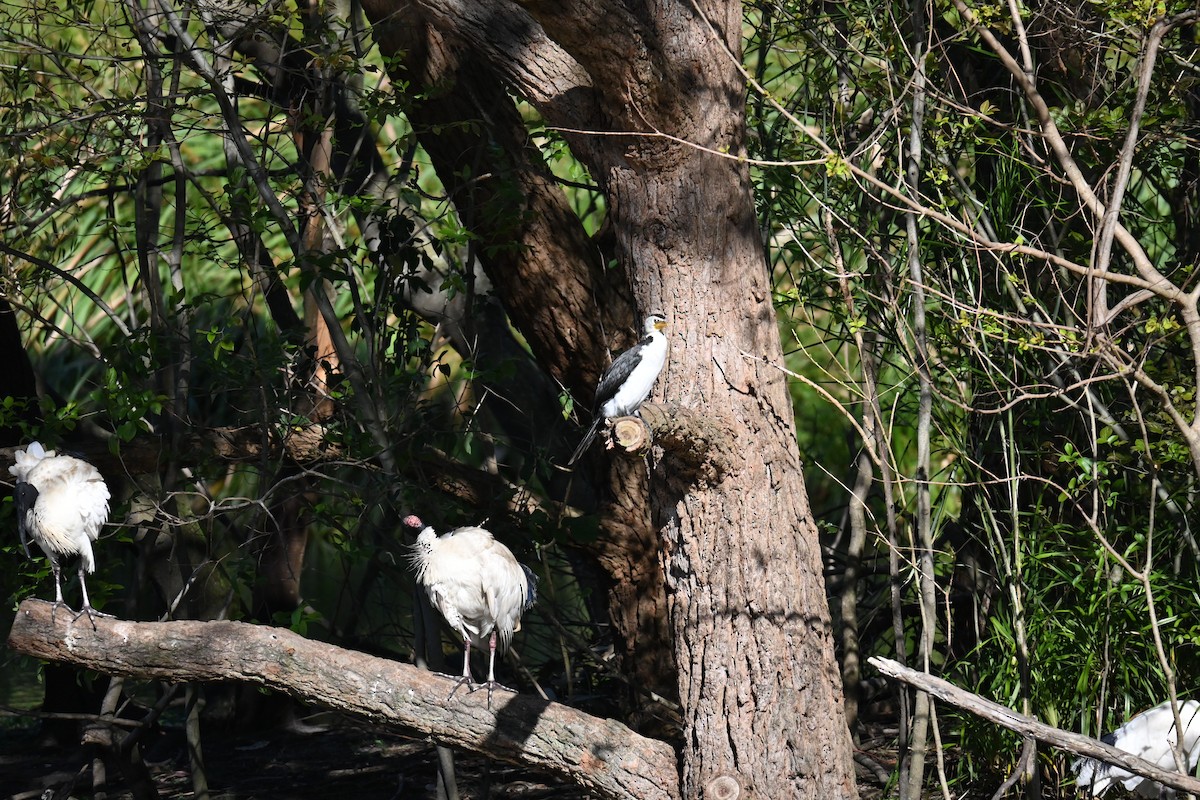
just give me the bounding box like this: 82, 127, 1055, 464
360, 0, 676, 709
7, 600, 678, 800
356, 1, 860, 796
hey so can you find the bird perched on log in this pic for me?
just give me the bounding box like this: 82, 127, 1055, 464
568, 313, 668, 465
1073, 699, 1200, 798
406, 515, 536, 706
9, 441, 111, 624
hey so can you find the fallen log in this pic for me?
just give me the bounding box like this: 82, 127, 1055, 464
8, 599, 679, 800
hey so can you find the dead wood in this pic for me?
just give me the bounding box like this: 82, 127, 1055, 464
8, 599, 680, 800
870, 655, 1200, 796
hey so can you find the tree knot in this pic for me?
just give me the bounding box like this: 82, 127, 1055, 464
639, 402, 735, 484
705, 774, 741, 800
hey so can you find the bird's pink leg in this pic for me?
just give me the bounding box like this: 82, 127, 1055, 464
51, 562, 65, 604
461, 635, 473, 680
476, 631, 519, 708
479, 632, 520, 707
487, 630, 498, 684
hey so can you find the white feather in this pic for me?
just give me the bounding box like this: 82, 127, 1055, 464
410, 524, 533, 654
598, 315, 668, 419
1074, 700, 1200, 798
11, 442, 110, 583
10, 440, 54, 482
568, 314, 668, 464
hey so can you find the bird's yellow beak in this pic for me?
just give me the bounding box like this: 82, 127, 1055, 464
654, 319, 667, 331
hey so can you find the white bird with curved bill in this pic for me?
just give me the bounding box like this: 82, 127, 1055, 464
9, 441, 111, 625
568, 313, 669, 465
1073, 699, 1200, 798
406, 515, 536, 707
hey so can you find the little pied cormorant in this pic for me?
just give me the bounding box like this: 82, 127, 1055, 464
568, 314, 668, 465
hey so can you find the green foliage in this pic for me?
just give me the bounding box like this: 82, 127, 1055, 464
3, 0, 1199, 790
749, 0, 1200, 792
0, 0, 613, 734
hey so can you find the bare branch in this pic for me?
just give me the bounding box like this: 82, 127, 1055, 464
0, 241, 133, 339
869, 656, 1200, 797
947, 0, 1172, 293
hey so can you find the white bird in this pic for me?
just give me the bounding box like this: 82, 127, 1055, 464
9, 441, 111, 624
406, 515, 536, 706
1073, 699, 1200, 798
568, 313, 669, 465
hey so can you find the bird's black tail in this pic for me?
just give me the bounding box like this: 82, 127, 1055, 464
521, 564, 538, 610
568, 416, 604, 465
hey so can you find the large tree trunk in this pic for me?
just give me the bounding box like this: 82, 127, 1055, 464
609, 71, 857, 800
357, 0, 859, 794
639, 142, 854, 798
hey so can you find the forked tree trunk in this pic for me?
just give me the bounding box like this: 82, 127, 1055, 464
360, 0, 676, 703
358, 0, 860, 794
552, 5, 858, 788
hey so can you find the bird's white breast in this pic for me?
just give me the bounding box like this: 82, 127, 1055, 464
414, 526, 532, 652
600, 331, 667, 418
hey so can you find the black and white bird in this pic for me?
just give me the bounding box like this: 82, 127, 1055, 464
568, 313, 668, 465
406, 515, 536, 706
1073, 699, 1200, 798
9, 441, 111, 623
